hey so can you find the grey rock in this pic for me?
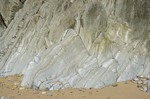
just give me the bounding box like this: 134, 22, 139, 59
139, 85, 148, 92
137, 80, 143, 84
0, 0, 25, 26
0, 0, 150, 91
143, 86, 148, 92
0, 14, 6, 37
148, 80, 150, 92
0, 96, 8, 99
143, 80, 148, 85
133, 77, 139, 81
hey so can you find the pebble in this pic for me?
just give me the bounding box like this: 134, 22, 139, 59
70, 0, 74, 3
41, 91, 46, 94
133, 77, 139, 81
0, 96, 8, 99
14, 82, 19, 86
143, 80, 148, 85
139, 87, 143, 91
137, 80, 142, 84
143, 86, 148, 92
19, 87, 25, 90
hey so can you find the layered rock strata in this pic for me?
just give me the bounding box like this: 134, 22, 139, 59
0, 0, 150, 90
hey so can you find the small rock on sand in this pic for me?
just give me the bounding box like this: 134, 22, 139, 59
19, 87, 25, 90
41, 91, 46, 94
0, 96, 8, 99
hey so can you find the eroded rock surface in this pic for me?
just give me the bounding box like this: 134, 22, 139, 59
0, 0, 25, 26
0, 14, 6, 37
148, 80, 150, 92
0, 0, 150, 90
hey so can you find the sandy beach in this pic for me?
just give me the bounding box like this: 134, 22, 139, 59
0, 75, 150, 99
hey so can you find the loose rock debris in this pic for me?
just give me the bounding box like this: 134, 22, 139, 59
132, 76, 149, 92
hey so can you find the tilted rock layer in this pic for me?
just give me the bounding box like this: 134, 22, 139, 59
0, 0, 150, 91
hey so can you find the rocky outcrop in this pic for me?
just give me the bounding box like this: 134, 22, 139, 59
0, 14, 6, 37
148, 80, 150, 92
0, 0, 25, 38
0, 0, 25, 26
0, 0, 150, 91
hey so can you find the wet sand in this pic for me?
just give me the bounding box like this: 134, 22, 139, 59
0, 75, 150, 99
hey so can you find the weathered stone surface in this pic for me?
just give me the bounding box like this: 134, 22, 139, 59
0, 14, 6, 37
0, 0, 150, 90
148, 80, 150, 92
0, 0, 25, 26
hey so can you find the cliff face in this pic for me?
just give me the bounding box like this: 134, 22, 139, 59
0, 0, 150, 91
0, 0, 25, 26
